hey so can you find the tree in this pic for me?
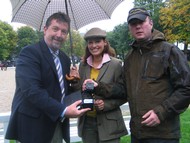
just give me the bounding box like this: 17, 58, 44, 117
36, 30, 44, 40
159, 0, 190, 53
107, 22, 133, 60
0, 21, 17, 60
16, 26, 39, 54
62, 30, 85, 60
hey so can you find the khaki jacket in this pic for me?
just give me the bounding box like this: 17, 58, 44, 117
77, 57, 128, 141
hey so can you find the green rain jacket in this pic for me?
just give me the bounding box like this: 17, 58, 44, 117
123, 29, 190, 139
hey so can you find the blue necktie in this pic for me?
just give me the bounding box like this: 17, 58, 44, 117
53, 51, 65, 103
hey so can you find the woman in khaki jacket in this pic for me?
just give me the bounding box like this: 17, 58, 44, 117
77, 28, 128, 143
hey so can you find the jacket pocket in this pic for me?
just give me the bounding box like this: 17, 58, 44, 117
143, 52, 166, 80
18, 102, 41, 118
105, 110, 126, 135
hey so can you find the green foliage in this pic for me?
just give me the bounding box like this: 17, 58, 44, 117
16, 26, 39, 54
62, 30, 85, 58
107, 22, 132, 60
0, 28, 8, 59
36, 30, 44, 40
159, 0, 190, 45
0, 20, 17, 60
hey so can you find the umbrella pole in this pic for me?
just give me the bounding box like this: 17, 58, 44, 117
65, 0, 75, 67
65, 0, 80, 81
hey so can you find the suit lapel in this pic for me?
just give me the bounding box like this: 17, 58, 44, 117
82, 61, 110, 81
96, 62, 109, 81
39, 40, 58, 76
84, 65, 91, 79
59, 52, 68, 78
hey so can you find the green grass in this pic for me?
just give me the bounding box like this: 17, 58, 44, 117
180, 109, 190, 143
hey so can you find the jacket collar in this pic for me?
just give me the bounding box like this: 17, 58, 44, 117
87, 53, 111, 69
130, 29, 166, 50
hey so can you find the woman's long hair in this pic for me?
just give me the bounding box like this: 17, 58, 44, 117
82, 38, 112, 64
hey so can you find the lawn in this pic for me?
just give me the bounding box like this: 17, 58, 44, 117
180, 108, 190, 143
121, 108, 190, 143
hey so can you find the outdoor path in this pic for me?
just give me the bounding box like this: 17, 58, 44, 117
0, 67, 130, 115
0, 67, 15, 113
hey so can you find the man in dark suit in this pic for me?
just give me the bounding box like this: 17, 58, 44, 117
5, 12, 90, 143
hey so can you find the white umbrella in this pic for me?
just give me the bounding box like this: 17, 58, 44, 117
10, 0, 124, 79
10, 0, 124, 31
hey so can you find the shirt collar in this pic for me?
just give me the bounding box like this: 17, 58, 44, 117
49, 47, 59, 56
87, 53, 111, 69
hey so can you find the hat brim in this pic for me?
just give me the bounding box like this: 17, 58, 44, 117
84, 36, 105, 41
128, 14, 147, 23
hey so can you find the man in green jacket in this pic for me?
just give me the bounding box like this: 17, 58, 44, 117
83, 7, 190, 143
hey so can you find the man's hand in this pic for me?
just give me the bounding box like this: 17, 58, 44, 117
94, 99, 104, 111
64, 100, 90, 118
66, 66, 80, 81
141, 110, 160, 127
70, 66, 80, 78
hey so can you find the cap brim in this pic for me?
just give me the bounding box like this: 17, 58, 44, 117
128, 14, 147, 23
84, 36, 105, 41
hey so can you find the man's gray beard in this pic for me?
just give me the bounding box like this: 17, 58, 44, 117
52, 42, 61, 50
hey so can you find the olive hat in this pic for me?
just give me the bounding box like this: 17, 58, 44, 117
84, 27, 106, 40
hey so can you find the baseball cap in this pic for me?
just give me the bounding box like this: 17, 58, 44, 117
84, 28, 106, 40
127, 7, 150, 23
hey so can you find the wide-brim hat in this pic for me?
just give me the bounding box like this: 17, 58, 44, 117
127, 7, 150, 23
84, 28, 106, 40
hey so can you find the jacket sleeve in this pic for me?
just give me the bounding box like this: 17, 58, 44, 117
94, 79, 127, 99
154, 45, 190, 121
94, 59, 127, 99
102, 98, 127, 112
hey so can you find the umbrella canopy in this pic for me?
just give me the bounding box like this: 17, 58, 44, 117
10, 0, 124, 31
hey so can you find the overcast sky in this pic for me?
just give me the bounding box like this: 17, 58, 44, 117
0, 0, 134, 33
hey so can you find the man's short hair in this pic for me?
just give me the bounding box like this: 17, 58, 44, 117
45, 12, 70, 28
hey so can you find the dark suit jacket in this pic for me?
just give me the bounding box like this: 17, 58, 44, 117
6, 39, 71, 143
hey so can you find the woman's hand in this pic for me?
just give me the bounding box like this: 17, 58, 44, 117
82, 79, 98, 91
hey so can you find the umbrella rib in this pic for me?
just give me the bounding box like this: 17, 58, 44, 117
94, 1, 111, 19
11, 0, 27, 22
68, 0, 78, 30
39, 0, 51, 31
11, 0, 123, 31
